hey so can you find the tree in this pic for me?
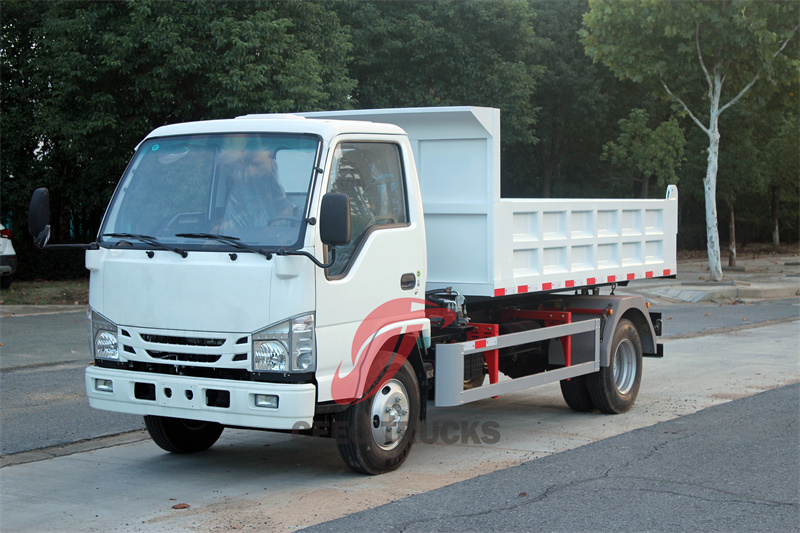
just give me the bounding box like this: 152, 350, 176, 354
601, 109, 685, 199
764, 114, 800, 246
1, 0, 355, 278
582, 0, 799, 281
333, 0, 546, 192
521, 1, 653, 199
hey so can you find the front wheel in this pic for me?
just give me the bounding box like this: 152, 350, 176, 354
144, 415, 224, 453
336, 360, 420, 474
587, 318, 642, 414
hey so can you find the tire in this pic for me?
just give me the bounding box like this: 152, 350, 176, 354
560, 375, 594, 412
336, 360, 420, 475
1, 275, 11, 289
587, 318, 642, 414
144, 415, 224, 453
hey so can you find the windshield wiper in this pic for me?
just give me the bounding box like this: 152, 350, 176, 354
103, 233, 188, 258
175, 233, 274, 260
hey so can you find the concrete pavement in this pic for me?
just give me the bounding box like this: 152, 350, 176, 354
1, 320, 797, 532
621, 254, 800, 303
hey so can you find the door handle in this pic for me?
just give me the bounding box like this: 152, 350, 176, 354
400, 273, 416, 290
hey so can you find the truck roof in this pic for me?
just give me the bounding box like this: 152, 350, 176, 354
144, 114, 407, 140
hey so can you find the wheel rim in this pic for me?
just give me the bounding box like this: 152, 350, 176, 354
369, 379, 410, 451
613, 339, 637, 395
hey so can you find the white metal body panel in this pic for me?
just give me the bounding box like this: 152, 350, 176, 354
86, 366, 315, 429
302, 107, 678, 297
313, 133, 428, 403
86, 247, 315, 334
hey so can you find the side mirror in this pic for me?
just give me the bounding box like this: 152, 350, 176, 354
319, 193, 351, 246
28, 188, 52, 248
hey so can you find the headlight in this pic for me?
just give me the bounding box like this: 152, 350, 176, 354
254, 340, 288, 371
252, 313, 315, 373
91, 310, 119, 361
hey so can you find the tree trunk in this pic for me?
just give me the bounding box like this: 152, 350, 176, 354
703, 77, 724, 282
727, 199, 736, 268
703, 130, 723, 280
542, 164, 553, 198
771, 184, 780, 246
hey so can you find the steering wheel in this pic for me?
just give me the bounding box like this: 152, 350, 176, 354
268, 215, 303, 227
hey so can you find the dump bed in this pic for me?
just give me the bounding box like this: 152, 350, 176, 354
303, 107, 678, 297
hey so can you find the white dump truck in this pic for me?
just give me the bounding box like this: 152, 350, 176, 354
29, 107, 677, 474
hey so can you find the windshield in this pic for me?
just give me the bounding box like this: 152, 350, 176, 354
100, 133, 320, 250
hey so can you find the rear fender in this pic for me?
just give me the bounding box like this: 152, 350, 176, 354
565, 295, 656, 367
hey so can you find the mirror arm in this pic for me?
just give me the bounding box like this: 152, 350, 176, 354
41, 243, 99, 250
32, 223, 97, 250
277, 246, 335, 269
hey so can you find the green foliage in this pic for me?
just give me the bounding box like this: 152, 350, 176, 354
1, 0, 355, 278
601, 109, 685, 198
582, 1, 799, 89
1, 0, 797, 282
511, 0, 657, 199
334, 0, 545, 147
582, 0, 799, 278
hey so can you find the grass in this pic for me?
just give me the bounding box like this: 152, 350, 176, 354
0, 279, 89, 306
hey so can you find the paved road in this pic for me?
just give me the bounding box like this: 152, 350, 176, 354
653, 297, 800, 339
0, 308, 88, 369
0, 318, 797, 532
1, 299, 797, 457
0, 308, 145, 455
305, 383, 800, 533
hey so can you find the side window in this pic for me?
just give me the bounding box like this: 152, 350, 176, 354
327, 142, 408, 277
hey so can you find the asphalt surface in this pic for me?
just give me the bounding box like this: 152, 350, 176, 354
304, 383, 800, 533
0, 308, 88, 369
0, 308, 145, 455
0, 363, 145, 455
652, 297, 800, 339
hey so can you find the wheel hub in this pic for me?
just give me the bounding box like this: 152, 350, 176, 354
613, 338, 637, 395
370, 379, 410, 451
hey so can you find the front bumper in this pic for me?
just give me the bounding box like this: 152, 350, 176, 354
0, 254, 17, 276
85, 366, 315, 430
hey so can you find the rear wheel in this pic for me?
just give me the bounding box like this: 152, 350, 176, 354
144, 415, 224, 453
587, 318, 642, 414
336, 360, 420, 474
560, 375, 594, 412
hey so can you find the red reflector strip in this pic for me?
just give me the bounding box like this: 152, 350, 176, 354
494, 288, 506, 297
474, 339, 487, 349
566, 280, 575, 288
664, 269, 671, 276
542, 282, 553, 290
587, 277, 596, 285
518, 285, 528, 294
646, 271, 653, 278
627, 273, 635, 280
607, 275, 616, 283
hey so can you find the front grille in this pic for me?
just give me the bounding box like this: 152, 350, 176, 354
140, 334, 225, 347
120, 327, 250, 369
146, 350, 222, 363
